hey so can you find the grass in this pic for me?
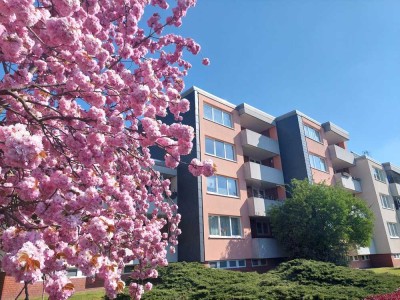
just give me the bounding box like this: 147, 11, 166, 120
368, 267, 400, 276
32, 288, 105, 300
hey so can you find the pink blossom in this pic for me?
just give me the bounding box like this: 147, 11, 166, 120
202, 58, 210, 65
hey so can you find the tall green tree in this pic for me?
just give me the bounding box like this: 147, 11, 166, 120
269, 179, 374, 265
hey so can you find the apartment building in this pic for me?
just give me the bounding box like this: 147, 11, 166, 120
152, 86, 289, 270
274, 110, 400, 268
166, 87, 400, 270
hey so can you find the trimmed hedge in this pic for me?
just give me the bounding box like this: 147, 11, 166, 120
116, 260, 400, 300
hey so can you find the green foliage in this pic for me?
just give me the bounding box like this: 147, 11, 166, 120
138, 260, 400, 300
269, 179, 374, 265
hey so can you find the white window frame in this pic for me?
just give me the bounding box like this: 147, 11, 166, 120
209, 215, 242, 238
373, 167, 386, 183
204, 103, 233, 128
380, 194, 394, 210
207, 175, 238, 197
304, 125, 322, 143
205, 137, 236, 161
309, 154, 327, 172
387, 222, 399, 238
394, 254, 400, 259
209, 259, 246, 269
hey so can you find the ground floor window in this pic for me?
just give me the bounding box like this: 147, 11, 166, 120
349, 255, 370, 261
251, 259, 268, 267
209, 260, 246, 269
393, 254, 400, 259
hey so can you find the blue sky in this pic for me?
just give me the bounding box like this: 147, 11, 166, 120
173, 0, 400, 166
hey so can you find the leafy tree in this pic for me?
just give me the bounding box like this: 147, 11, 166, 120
269, 179, 374, 265
0, 0, 213, 299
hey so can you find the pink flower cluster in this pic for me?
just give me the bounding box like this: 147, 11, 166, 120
0, 0, 214, 299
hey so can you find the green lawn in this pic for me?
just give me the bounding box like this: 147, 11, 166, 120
368, 267, 400, 276
32, 288, 105, 300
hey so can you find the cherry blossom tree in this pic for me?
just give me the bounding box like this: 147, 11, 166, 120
0, 0, 214, 299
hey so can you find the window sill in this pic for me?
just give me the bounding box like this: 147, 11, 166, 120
209, 236, 243, 239
204, 117, 234, 130
310, 167, 330, 174
305, 136, 324, 145
374, 178, 387, 184
206, 192, 240, 199
205, 153, 237, 163
389, 236, 400, 239
382, 207, 395, 211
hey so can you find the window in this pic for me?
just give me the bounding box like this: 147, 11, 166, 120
309, 154, 327, 172
209, 259, 245, 269
205, 137, 235, 160
373, 167, 386, 183
204, 104, 233, 127
67, 268, 78, 277
304, 125, 321, 142
380, 194, 393, 210
207, 175, 238, 197
394, 254, 400, 259
252, 188, 265, 199
123, 265, 135, 274
249, 158, 262, 164
387, 222, 399, 238
361, 255, 370, 261
251, 259, 268, 267
209, 215, 242, 237
256, 219, 270, 236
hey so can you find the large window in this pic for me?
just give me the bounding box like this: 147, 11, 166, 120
380, 194, 393, 210
373, 167, 386, 183
205, 137, 235, 161
207, 175, 238, 197
304, 125, 322, 142
387, 222, 399, 238
204, 104, 233, 128
309, 154, 327, 172
209, 215, 242, 237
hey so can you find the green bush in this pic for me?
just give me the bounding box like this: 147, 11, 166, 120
135, 260, 400, 300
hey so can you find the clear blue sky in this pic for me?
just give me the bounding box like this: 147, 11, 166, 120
173, 0, 400, 166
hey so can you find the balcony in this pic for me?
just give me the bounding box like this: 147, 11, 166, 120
328, 145, 355, 170
322, 122, 349, 145
244, 162, 284, 188
334, 173, 362, 194
241, 129, 280, 160
390, 183, 400, 197
236, 103, 275, 132
247, 197, 283, 217
252, 238, 286, 259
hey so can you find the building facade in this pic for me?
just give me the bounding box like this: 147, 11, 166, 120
170, 86, 400, 270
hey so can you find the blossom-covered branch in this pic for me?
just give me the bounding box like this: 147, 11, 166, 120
0, 0, 212, 299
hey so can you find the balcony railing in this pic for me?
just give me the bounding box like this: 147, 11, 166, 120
328, 145, 355, 170
247, 197, 283, 217
334, 173, 362, 194
390, 183, 400, 197
244, 162, 284, 187
241, 129, 280, 160
251, 238, 286, 259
